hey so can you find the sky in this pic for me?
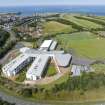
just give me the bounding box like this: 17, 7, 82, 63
0, 0, 105, 6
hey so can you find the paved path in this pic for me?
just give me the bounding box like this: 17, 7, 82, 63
0, 91, 50, 105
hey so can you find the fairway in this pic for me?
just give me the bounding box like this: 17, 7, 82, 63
55, 31, 105, 59
43, 21, 75, 35
63, 15, 103, 29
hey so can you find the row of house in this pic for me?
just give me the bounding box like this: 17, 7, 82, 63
2, 40, 72, 80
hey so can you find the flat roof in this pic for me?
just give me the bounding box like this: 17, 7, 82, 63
49, 41, 57, 51
55, 54, 72, 67
24, 49, 64, 57
3, 54, 30, 72
20, 47, 30, 53
40, 40, 53, 48
27, 55, 50, 77
71, 65, 81, 76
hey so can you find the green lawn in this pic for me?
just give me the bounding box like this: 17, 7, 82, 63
63, 15, 103, 29
15, 65, 30, 82
46, 64, 57, 77
15, 69, 26, 82
55, 31, 105, 59
43, 21, 75, 35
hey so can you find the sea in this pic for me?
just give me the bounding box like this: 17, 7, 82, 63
0, 5, 105, 16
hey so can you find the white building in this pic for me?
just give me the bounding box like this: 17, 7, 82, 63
2, 54, 32, 77
39, 40, 53, 51
2, 40, 72, 80
26, 55, 50, 80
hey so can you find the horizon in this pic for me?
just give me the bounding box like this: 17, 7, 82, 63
0, 4, 105, 7
0, 0, 105, 7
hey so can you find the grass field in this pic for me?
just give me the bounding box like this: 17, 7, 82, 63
46, 64, 57, 76
75, 15, 105, 25
93, 16, 105, 21
55, 31, 105, 59
63, 15, 103, 29
43, 21, 75, 35
15, 68, 26, 82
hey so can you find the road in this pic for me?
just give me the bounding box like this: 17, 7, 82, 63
1, 90, 105, 105
0, 90, 50, 105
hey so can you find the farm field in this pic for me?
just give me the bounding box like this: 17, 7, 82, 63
63, 14, 103, 29
43, 21, 75, 35
55, 31, 105, 59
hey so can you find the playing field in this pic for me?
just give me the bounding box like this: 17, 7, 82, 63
63, 15, 103, 29
55, 31, 105, 59
43, 21, 75, 35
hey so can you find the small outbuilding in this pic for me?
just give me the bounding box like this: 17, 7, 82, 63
71, 65, 93, 76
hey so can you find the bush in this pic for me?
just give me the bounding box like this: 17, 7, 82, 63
21, 88, 32, 97
51, 73, 105, 93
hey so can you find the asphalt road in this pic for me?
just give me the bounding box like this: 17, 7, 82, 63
0, 91, 50, 105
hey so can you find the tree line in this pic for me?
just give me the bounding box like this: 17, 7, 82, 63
75, 16, 105, 27
0, 40, 16, 59
46, 18, 84, 31
0, 29, 10, 47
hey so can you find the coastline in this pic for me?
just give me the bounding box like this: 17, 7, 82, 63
0, 5, 105, 16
